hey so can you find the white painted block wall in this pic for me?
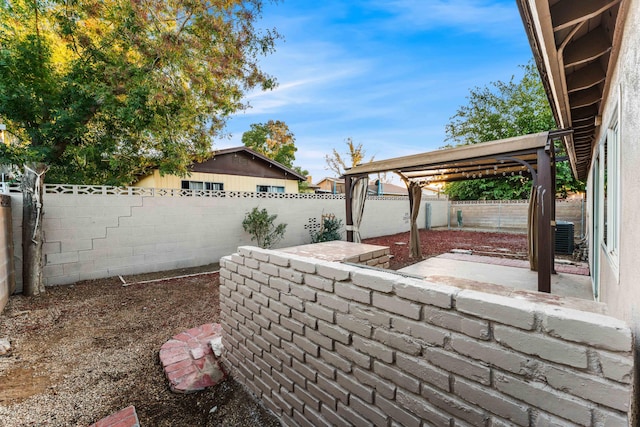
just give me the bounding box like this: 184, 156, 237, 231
8, 190, 448, 291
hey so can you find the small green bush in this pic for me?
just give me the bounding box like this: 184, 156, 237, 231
242, 207, 287, 248
310, 215, 343, 243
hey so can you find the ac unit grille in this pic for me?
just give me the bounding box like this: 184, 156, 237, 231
555, 221, 574, 255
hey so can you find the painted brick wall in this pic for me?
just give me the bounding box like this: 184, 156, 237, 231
7, 189, 448, 291
0, 195, 15, 312
219, 246, 633, 426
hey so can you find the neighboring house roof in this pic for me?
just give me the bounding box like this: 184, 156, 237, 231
367, 181, 408, 196
191, 146, 306, 181
315, 177, 344, 185
516, 0, 627, 181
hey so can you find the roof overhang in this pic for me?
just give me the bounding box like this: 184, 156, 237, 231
212, 146, 307, 181
343, 132, 552, 185
516, 0, 629, 181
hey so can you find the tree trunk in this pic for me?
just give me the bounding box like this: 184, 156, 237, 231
21, 163, 47, 296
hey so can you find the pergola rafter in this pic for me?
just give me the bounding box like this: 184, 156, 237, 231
343, 130, 572, 293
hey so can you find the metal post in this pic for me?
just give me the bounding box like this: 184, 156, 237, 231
537, 146, 552, 293
345, 175, 354, 242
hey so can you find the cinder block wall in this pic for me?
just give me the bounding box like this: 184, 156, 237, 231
220, 246, 633, 426
0, 195, 15, 312
8, 188, 448, 291
450, 199, 585, 237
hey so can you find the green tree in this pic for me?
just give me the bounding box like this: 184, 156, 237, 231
443, 61, 584, 200
293, 165, 312, 193
0, 0, 278, 295
242, 207, 287, 248
325, 137, 373, 177
310, 215, 343, 243
242, 120, 296, 168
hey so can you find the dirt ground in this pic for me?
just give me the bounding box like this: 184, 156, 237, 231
364, 228, 528, 270
0, 229, 527, 426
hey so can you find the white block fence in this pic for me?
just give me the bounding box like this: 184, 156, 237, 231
4, 185, 448, 291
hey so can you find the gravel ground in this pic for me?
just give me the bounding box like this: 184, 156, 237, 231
0, 230, 528, 426
0, 267, 280, 427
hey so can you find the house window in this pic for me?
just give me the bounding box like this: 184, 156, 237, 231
181, 181, 224, 191
257, 185, 285, 193
606, 120, 619, 255
599, 109, 620, 268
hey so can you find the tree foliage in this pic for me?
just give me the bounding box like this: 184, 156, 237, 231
443, 61, 584, 200
310, 215, 343, 243
241, 120, 296, 168
293, 165, 312, 193
242, 207, 287, 249
0, 0, 279, 184
0, 0, 278, 295
325, 137, 373, 177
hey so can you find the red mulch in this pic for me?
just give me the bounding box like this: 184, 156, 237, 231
363, 229, 528, 270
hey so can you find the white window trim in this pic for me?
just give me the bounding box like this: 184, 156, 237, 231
599, 100, 621, 276
181, 180, 224, 191
257, 185, 285, 193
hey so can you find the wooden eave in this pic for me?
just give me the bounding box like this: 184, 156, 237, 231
516, 0, 628, 181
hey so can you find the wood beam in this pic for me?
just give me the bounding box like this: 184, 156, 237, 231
566, 62, 606, 93
404, 165, 534, 183
563, 27, 612, 68
344, 133, 548, 176
551, 0, 620, 32
569, 86, 602, 109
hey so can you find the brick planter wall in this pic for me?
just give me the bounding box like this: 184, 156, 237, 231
219, 245, 633, 426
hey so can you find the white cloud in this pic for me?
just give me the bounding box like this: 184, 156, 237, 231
368, 0, 522, 37
218, 0, 531, 185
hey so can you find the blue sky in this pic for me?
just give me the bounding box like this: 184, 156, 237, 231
217, 0, 534, 183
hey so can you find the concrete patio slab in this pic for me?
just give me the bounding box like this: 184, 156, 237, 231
399, 254, 605, 314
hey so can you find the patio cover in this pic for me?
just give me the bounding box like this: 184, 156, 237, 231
343, 130, 570, 293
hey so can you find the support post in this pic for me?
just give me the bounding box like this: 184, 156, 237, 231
345, 175, 354, 242
537, 146, 552, 293
551, 141, 557, 275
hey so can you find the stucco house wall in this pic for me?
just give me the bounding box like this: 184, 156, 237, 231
135, 147, 304, 194
591, 0, 640, 327
136, 170, 300, 194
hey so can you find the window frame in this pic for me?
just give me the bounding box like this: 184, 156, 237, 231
598, 102, 620, 274
181, 180, 224, 191
256, 185, 285, 193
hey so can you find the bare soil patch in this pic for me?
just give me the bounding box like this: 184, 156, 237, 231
0, 230, 528, 426
0, 267, 280, 427
364, 228, 528, 270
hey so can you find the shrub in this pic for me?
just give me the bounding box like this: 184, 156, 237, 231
242, 207, 287, 249
310, 215, 343, 243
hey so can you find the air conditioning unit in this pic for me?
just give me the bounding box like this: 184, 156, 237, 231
555, 221, 575, 255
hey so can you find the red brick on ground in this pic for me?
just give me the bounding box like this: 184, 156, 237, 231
159, 323, 226, 393
89, 405, 140, 427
